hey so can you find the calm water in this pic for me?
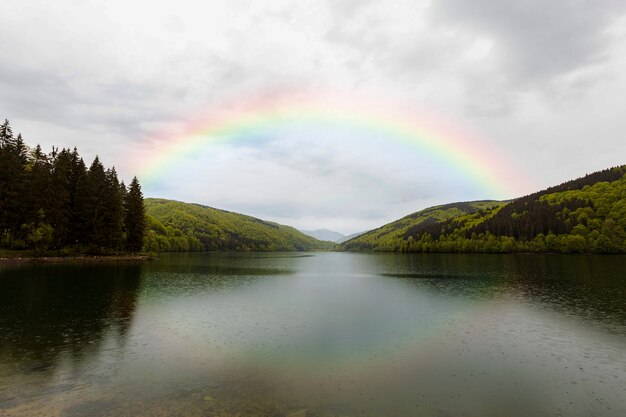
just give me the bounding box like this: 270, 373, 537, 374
1, 253, 625, 417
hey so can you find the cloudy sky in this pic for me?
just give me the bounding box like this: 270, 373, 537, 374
2, 0, 626, 234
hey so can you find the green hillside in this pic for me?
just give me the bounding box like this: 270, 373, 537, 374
341, 200, 507, 251
144, 198, 333, 252
341, 165, 626, 254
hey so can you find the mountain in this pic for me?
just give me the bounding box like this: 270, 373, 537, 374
301, 229, 345, 243
301, 229, 369, 243
340, 165, 626, 254
337, 231, 368, 243
144, 198, 334, 252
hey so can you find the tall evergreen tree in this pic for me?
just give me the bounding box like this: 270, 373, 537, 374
26, 145, 52, 224
49, 148, 73, 247
0, 119, 13, 143
0, 120, 11, 240
68, 153, 88, 248
124, 177, 145, 252
78, 156, 108, 251
102, 167, 124, 250
0, 127, 28, 246
119, 180, 128, 244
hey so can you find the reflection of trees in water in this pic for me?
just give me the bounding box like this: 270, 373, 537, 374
0, 264, 142, 375
380, 254, 626, 332
504, 255, 626, 333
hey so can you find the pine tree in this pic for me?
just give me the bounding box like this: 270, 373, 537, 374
0, 128, 28, 246
119, 180, 128, 245
124, 177, 145, 252
77, 156, 108, 252
26, 144, 52, 224
0, 120, 10, 241
102, 167, 124, 251
0, 119, 13, 144
68, 153, 88, 248
49, 148, 73, 247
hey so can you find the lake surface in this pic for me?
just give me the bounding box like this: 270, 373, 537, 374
1, 253, 625, 417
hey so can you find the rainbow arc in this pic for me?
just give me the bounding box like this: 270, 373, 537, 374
135, 92, 525, 199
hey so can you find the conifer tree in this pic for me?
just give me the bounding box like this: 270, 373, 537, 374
0, 120, 11, 240
0, 119, 13, 143
81, 156, 108, 251
49, 148, 73, 247
124, 177, 145, 252
102, 167, 124, 250
119, 181, 128, 244
26, 144, 52, 224
68, 153, 88, 248
0, 127, 28, 246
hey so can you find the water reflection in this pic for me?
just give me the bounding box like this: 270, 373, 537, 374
0, 263, 142, 409
0, 253, 624, 417
378, 254, 626, 333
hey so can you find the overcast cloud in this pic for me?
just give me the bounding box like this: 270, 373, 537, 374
2, 0, 625, 234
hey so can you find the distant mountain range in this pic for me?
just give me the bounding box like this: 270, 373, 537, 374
300, 229, 345, 243
300, 229, 367, 243
339, 231, 367, 243
340, 165, 626, 253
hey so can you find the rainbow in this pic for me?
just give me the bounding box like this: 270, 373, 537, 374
135, 92, 526, 198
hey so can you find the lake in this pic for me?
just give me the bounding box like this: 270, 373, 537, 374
1, 253, 625, 416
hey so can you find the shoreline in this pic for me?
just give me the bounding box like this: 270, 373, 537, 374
0, 254, 154, 264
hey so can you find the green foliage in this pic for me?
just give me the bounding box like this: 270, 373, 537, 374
145, 198, 333, 252
341, 166, 626, 254
21, 209, 54, 255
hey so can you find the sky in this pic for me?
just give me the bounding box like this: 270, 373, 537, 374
2, 0, 626, 234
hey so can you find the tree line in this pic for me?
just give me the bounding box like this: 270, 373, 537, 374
0, 119, 145, 254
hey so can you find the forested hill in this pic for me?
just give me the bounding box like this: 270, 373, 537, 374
340, 201, 507, 252
341, 165, 626, 253
144, 198, 334, 252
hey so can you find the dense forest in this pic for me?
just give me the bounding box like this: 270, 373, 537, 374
145, 198, 333, 252
341, 166, 626, 254
0, 120, 145, 254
